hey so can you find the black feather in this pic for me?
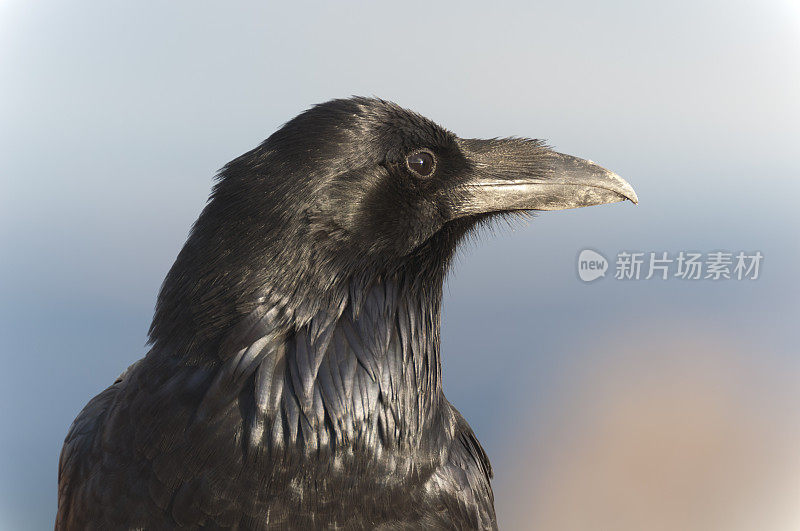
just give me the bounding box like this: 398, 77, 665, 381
54, 96, 597, 530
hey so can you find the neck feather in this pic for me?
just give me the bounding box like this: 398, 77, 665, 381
188, 273, 445, 459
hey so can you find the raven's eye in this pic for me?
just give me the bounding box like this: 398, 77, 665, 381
405, 150, 436, 177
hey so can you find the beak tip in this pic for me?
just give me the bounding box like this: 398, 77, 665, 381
610, 171, 638, 205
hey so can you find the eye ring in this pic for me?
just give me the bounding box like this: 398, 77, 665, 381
405, 149, 436, 177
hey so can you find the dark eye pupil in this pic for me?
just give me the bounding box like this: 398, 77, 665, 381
406, 151, 434, 176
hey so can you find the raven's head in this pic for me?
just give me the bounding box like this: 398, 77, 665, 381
151, 97, 636, 351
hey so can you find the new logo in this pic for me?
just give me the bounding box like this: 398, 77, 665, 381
578, 249, 608, 282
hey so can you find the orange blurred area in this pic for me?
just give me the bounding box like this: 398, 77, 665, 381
494, 326, 800, 531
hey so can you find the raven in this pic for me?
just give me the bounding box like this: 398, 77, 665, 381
57, 97, 636, 530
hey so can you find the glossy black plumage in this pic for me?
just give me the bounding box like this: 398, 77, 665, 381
57, 97, 636, 530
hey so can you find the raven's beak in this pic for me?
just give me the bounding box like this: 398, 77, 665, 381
449, 138, 637, 218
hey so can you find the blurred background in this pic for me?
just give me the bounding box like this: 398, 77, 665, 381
1, 1, 798, 529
